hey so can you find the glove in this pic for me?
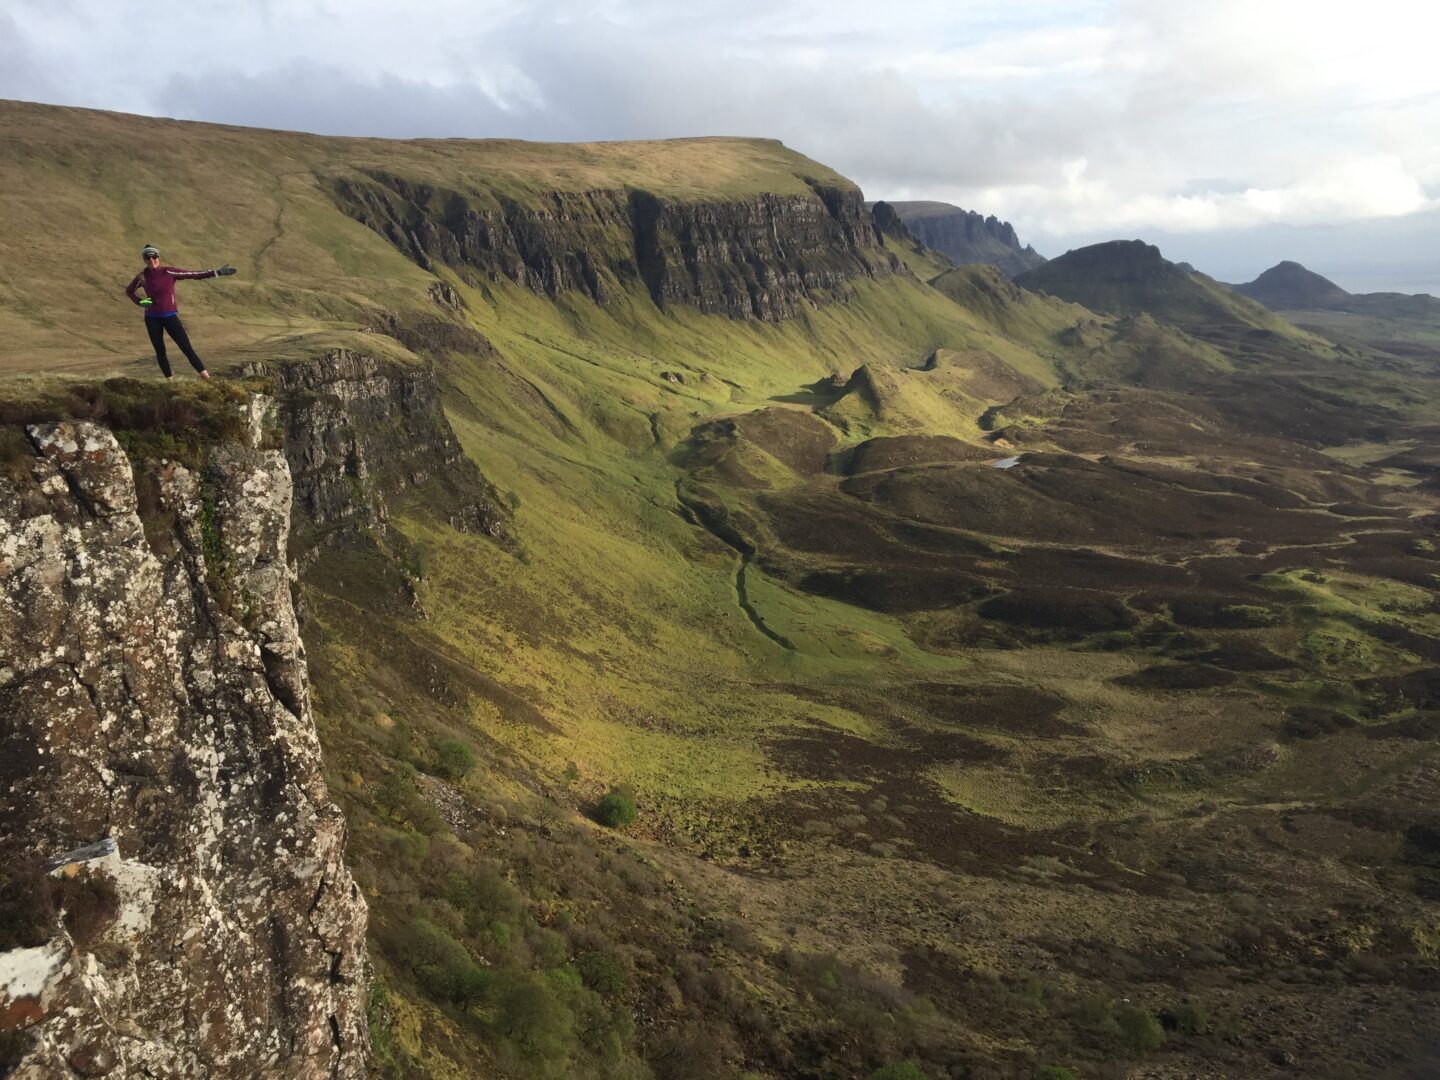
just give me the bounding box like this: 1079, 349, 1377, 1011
215, 264, 237, 276
139, 298, 154, 307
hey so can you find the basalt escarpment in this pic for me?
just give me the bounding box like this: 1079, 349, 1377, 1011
883, 200, 1045, 278
263, 349, 510, 552
327, 171, 897, 321
253, 349, 512, 619
0, 421, 368, 1078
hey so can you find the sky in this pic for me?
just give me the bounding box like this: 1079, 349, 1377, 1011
5, 0, 1440, 292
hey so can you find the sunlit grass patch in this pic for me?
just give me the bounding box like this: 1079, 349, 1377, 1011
928, 760, 1120, 828
741, 568, 972, 676
1320, 439, 1421, 467
1261, 568, 1440, 642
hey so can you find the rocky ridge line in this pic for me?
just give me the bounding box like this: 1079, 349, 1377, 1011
880, 200, 1045, 278
327, 173, 897, 322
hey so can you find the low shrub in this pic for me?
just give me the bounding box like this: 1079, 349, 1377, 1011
1115, 663, 1235, 690
1074, 993, 1119, 1036
596, 790, 638, 829
1346, 952, 1393, 982
488, 969, 578, 1071
1363, 713, 1440, 741
577, 951, 627, 995
376, 764, 419, 818
490, 921, 515, 949
1194, 641, 1295, 672
529, 927, 569, 968
1116, 1004, 1165, 1051
435, 738, 477, 782
404, 917, 490, 1008
870, 1063, 929, 1080
978, 589, 1137, 633
1162, 1000, 1209, 1036
374, 764, 445, 834
1171, 599, 1281, 629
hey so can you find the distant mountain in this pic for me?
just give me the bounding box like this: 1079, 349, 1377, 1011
1013, 239, 1333, 367
929, 263, 1231, 389
1232, 261, 1353, 310
1015, 239, 1298, 334
1232, 260, 1440, 318
879, 200, 1045, 277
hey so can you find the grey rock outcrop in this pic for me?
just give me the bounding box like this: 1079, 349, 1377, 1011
630, 184, 895, 321
327, 172, 895, 322
868, 200, 910, 240
881, 200, 1044, 277
266, 349, 510, 546
0, 418, 369, 1078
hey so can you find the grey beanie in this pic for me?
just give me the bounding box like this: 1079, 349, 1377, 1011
141, 244, 160, 259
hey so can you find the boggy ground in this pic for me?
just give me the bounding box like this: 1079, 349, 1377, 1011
664, 364, 1440, 1077
295, 342, 1440, 1077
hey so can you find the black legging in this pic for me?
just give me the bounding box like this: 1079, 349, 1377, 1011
145, 317, 207, 377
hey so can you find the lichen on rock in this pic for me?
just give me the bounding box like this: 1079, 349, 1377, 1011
0, 419, 369, 1078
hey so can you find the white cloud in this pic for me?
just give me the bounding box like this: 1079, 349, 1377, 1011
892, 25, 1117, 86
4, 0, 1440, 250
959, 154, 1435, 237
0, 12, 70, 106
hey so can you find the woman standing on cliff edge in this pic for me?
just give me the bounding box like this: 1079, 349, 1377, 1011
125, 244, 236, 379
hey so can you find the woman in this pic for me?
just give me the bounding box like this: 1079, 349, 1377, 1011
125, 244, 236, 379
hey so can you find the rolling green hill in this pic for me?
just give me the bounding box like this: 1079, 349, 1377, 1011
5, 99, 1440, 1080
1230, 261, 1440, 369
1231, 260, 1355, 310
1014, 240, 1334, 367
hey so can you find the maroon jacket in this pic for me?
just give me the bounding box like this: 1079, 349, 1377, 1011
125, 264, 216, 316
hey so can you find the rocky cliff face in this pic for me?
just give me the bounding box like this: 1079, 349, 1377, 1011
882, 200, 1045, 277
0, 417, 369, 1078
328, 171, 896, 322
263, 349, 509, 548
255, 349, 511, 623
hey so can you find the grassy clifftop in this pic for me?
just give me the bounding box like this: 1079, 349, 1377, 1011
0, 99, 856, 372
